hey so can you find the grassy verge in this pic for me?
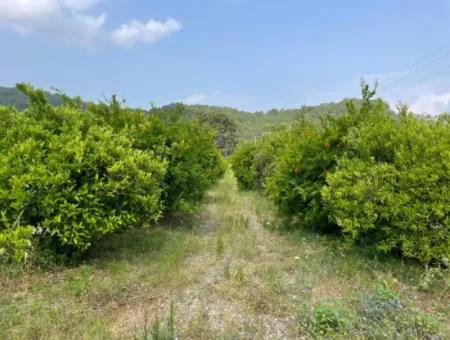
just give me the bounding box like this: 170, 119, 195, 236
248, 186, 450, 339
0, 223, 201, 339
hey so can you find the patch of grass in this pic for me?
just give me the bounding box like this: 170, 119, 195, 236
261, 265, 285, 294
66, 264, 92, 297
230, 262, 247, 284
215, 235, 225, 256
0, 221, 199, 339
313, 303, 350, 335
349, 287, 446, 339
134, 304, 177, 340
358, 286, 403, 322
183, 307, 216, 339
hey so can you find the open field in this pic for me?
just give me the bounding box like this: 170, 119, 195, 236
1, 170, 448, 339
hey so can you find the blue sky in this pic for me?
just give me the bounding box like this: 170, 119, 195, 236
2, 0, 450, 114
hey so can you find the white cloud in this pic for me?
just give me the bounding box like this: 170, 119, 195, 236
0, 0, 181, 49
61, 12, 107, 47
301, 71, 450, 116
0, 0, 60, 19
111, 18, 181, 47
63, 0, 101, 11
365, 70, 450, 115
410, 92, 450, 115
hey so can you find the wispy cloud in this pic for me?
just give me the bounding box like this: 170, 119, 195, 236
377, 76, 450, 115
111, 18, 181, 47
0, 0, 181, 50
184, 93, 208, 105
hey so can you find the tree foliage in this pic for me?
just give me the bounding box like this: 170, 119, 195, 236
0, 85, 224, 264
323, 107, 450, 263
231, 128, 287, 191
232, 83, 450, 264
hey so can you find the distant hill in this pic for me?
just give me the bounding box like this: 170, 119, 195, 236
172, 99, 374, 141
0, 85, 390, 142
0, 86, 64, 110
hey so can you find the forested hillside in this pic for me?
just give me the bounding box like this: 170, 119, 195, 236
0, 86, 390, 143
166, 98, 387, 141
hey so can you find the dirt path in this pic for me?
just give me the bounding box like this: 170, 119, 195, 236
177, 172, 301, 338
116, 170, 303, 339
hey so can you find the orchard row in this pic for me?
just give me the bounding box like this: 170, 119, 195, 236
0, 85, 225, 264
232, 84, 450, 265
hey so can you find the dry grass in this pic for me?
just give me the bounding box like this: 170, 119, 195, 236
1, 170, 449, 339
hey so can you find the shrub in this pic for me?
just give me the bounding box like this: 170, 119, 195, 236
313, 304, 349, 334
231, 143, 259, 190
231, 128, 286, 191
159, 117, 225, 212
145, 107, 225, 212
266, 119, 352, 230
251, 129, 287, 190
323, 109, 450, 263
88, 100, 225, 213
267, 123, 333, 230
232, 81, 449, 264
0, 226, 33, 264
0, 86, 167, 260
267, 84, 389, 231
0, 85, 224, 263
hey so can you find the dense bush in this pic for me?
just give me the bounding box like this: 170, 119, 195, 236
230, 143, 259, 190
87, 100, 225, 213
231, 128, 286, 191
0, 87, 166, 260
266, 85, 387, 230
151, 114, 226, 212
0, 85, 224, 264
266, 121, 344, 230
323, 109, 450, 263
232, 83, 450, 264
